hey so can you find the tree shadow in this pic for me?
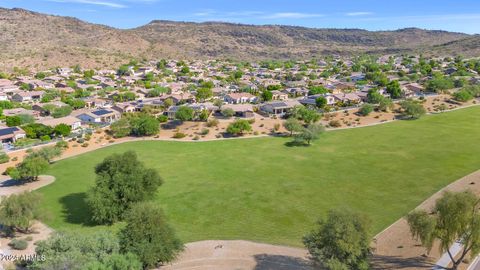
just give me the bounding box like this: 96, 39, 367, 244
370, 254, 435, 270
284, 141, 310, 147
253, 254, 315, 270
58, 192, 96, 226
0, 179, 26, 187
161, 120, 184, 130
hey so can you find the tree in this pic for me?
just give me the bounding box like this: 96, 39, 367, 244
386, 80, 402, 99
226, 119, 252, 136
378, 97, 394, 112
51, 106, 73, 118
119, 202, 183, 269
367, 89, 384, 104
6, 116, 21, 127
294, 124, 325, 145
196, 88, 213, 101
129, 114, 159, 136
315, 96, 327, 109
175, 106, 194, 121
86, 151, 163, 224
53, 123, 72, 137
407, 191, 480, 270
303, 209, 370, 270
308, 85, 328, 95
261, 90, 273, 101
358, 104, 374, 116
283, 118, 303, 136
400, 100, 426, 119
31, 146, 64, 163
9, 155, 49, 181
292, 106, 321, 124
110, 118, 132, 138
22, 123, 53, 139
31, 231, 141, 270
0, 191, 43, 233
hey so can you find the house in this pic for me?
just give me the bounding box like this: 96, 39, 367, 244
333, 93, 362, 104
221, 104, 255, 118
299, 94, 336, 106
76, 109, 120, 124
112, 103, 137, 113
283, 88, 309, 97
38, 116, 82, 131
11, 91, 44, 102
0, 126, 26, 143
224, 93, 258, 104
271, 90, 288, 101
260, 100, 301, 116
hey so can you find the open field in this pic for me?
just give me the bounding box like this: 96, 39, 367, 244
36, 106, 480, 246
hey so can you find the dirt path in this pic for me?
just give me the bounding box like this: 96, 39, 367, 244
372, 169, 480, 270
158, 240, 312, 270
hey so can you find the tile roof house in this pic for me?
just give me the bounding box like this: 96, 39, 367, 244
75, 109, 120, 124
38, 116, 82, 130
260, 100, 301, 116
11, 91, 44, 102
224, 93, 258, 104
0, 126, 26, 143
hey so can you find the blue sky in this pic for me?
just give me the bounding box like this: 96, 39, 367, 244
1, 0, 480, 33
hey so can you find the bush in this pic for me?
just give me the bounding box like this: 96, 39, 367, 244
0, 152, 10, 164
85, 134, 92, 141
273, 123, 280, 132
9, 239, 28, 250
40, 135, 51, 142
173, 132, 186, 139
221, 108, 235, 118
193, 135, 200, 140
55, 140, 69, 149
329, 120, 341, 128
77, 138, 85, 143
81, 143, 89, 148
200, 128, 210, 135
158, 115, 168, 123
358, 104, 374, 116
206, 119, 219, 127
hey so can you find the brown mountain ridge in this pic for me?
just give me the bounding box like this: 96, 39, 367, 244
0, 7, 477, 70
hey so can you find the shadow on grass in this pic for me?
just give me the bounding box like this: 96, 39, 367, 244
59, 192, 96, 226
284, 141, 310, 147
253, 254, 314, 270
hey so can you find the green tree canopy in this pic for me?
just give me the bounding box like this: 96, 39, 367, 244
303, 209, 370, 270
407, 191, 480, 270
86, 151, 163, 224
119, 202, 183, 269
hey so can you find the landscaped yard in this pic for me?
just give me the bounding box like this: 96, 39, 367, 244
37, 106, 480, 246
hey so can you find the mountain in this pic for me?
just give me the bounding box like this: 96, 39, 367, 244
0, 8, 476, 70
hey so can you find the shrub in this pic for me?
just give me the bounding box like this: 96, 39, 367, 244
40, 135, 51, 142
206, 119, 219, 127
193, 135, 200, 140
85, 134, 92, 141
77, 138, 85, 143
81, 143, 89, 148
358, 104, 374, 116
9, 239, 28, 250
55, 140, 69, 149
0, 152, 10, 164
221, 108, 235, 118
329, 120, 341, 128
158, 115, 168, 123
173, 132, 186, 139
200, 128, 210, 135
273, 123, 280, 132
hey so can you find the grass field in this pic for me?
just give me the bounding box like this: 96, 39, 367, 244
38, 106, 480, 246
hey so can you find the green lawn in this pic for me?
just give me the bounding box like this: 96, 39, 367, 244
38, 106, 480, 246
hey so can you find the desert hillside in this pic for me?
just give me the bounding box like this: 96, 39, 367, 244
0, 8, 476, 70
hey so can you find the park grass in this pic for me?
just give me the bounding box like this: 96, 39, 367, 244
38, 106, 480, 246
